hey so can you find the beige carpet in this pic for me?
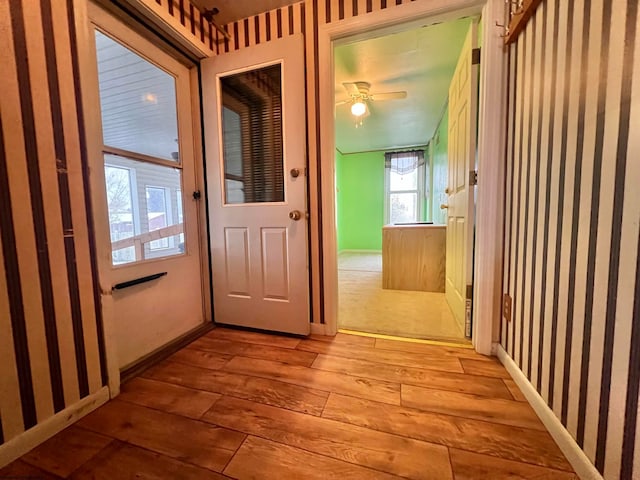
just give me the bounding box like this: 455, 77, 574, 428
338, 252, 468, 343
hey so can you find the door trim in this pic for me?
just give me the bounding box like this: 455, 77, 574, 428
318, 0, 507, 355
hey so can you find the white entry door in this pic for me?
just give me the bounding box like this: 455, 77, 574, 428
445, 23, 478, 338
201, 35, 309, 335
86, 4, 206, 369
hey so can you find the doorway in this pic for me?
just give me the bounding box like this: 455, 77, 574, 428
333, 16, 479, 344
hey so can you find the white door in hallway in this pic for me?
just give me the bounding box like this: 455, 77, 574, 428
445, 23, 478, 337
201, 35, 310, 335
87, 4, 206, 369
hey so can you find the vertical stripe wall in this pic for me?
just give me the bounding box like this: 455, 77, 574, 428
0, 0, 106, 449
502, 0, 640, 478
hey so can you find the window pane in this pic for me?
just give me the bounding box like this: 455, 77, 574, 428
146, 187, 169, 250
390, 169, 418, 191
105, 154, 184, 265
105, 165, 135, 265
390, 193, 417, 224
95, 30, 179, 161
220, 64, 284, 204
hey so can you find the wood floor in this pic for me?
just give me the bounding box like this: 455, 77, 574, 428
1, 328, 577, 479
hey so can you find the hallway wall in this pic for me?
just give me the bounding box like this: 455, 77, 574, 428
0, 0, 106, 448
501, 0, 640, 478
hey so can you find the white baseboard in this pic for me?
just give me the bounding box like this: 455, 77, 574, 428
496, 346, 602, 480
0, 386, 110, 468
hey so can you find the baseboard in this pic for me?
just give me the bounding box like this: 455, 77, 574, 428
0, 386, 109, 468
496, 345, 603, 480
120, 321, 214, 383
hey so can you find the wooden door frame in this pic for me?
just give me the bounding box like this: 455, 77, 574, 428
318, 0, 507, 355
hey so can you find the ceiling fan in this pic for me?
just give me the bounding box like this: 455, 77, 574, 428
336, 81, 407, 120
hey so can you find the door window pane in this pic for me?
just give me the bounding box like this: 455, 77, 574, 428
146, 187, 170, 250
95, 30, 179, 161
220, 64, 284, 204
390, 193, 417, 224
105, 165, 136, 264
105, 154, 183, 264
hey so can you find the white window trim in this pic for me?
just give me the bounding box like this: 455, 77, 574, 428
384, 154, 425, 225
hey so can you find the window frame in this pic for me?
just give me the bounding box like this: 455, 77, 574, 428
384, 152, 426, 225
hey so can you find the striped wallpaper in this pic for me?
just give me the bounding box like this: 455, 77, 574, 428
0, 0, 106, 447
138, 0, 216, 53
501, 0, 640, 478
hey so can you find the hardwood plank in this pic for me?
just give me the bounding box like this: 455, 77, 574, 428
144, 360, 329, 415
450, 449, 577, 479
375, 337, 490, 360
239, 343, 318, 366
297, 338, 464, 373
504, 378, 529, 402
310, 332, 376, 346
70, 441, 230, 479
0, 460, 62, 479
460, 358, 512, 378
168, 348, 232, 370
77, 399, 245, 472
119, 377, 221, 419
401, 384, 545, 431
223, 356, 401, 405
21, 425, 112, 477
189, 337, 318, 366
188, 336, 249, 355
311, 354, 513, 399
322, 393, 573, 471
203, 395, 452, 480
206, 327, 301, 349
224, 435, 402, 479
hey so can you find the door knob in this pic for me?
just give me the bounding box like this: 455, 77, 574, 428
289, 210, 302, 221
290, 168, 301, 178
445, 187, 451, 195
440, 204, 449, 210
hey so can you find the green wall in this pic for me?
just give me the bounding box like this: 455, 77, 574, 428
336, 150, 385, 251
432, 106, 449, 225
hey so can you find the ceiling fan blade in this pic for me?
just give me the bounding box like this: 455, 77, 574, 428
335, 100, 350, 106
343, 82, 360, 96
370, 91, 407, 101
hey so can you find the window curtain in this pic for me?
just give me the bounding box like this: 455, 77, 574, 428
384, 150, 425, 174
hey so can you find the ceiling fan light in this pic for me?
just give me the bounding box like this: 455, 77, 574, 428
351, 100, 366, 117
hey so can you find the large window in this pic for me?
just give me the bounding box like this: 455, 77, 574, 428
384, 150, 425, 224
95, 30, 185, 265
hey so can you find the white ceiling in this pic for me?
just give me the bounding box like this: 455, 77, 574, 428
334, 17, 473, 154
190, 0, 301, 25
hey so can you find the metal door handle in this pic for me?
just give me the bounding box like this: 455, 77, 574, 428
289, 210, 302, 221
440, 204, 449, 210
290, 168, 301, 178
445, 187, 451, 195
